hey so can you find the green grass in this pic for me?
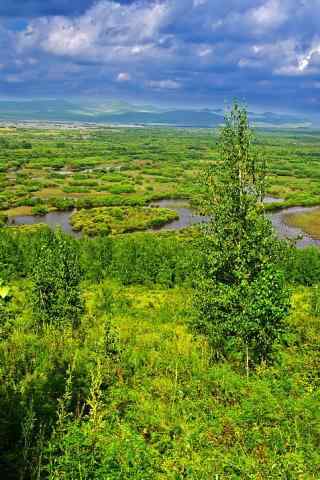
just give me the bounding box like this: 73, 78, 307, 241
284, 207, 320, 239
1, 273, 319, 478
70, 206, 179, 235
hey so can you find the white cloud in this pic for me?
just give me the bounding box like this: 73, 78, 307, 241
252, 45, 262, 54
297, 42, 320, 72
18, 0, 170, 62
211, 19, 223, 31
244, 39, 310, 76
117, 72, 130, 82
193, 0, 207, 7
131, 45, 150, 55
15, 0, 316, 82
272, 39, 320, 75
198, 46, 212, 57
147, 79, 181, 89
248, 0, 288, 30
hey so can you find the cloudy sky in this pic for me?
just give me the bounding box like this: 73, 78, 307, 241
0, 0, 320, 114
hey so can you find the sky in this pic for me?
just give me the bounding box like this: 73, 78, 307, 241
0, 0, 320, 115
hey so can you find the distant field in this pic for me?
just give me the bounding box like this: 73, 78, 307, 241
0, 125, 319, 233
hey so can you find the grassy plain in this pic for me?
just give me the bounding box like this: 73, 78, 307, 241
0, 125, 320, 235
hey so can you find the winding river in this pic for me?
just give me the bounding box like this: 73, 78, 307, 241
7, 210, 81, 238
6, 198, 320, 248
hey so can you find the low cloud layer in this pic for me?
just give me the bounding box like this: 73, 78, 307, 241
0, 0, 319, 115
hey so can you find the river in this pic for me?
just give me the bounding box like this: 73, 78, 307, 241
6, 198, 320, 248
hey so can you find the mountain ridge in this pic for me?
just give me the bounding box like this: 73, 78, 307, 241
0, 99, 314, 128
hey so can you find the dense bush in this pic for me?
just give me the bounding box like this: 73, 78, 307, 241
70, 206, 178, 235
31, 230, 84, 327
283, 245, 320, 285
0, 228, 199, 288
109, 234, 197, 286
0, 230, 25, 279
0, 267, 319, 479
0, 212, 8, 227
31, 204, 49, 216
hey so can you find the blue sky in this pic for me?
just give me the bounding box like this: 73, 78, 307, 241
0, 0, 319, 115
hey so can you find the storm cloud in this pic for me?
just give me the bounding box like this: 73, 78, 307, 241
0, 0, 319, 116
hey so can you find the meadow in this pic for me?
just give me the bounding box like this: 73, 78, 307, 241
0, 122, 320, 479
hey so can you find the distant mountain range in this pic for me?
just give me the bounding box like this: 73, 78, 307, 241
0, 99, 314, 129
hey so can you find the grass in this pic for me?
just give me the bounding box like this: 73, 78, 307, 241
70, 206, 179, 235
6, 205, 33, 216
75, 281, 320, 477
284, 207, 320, 239
3, 271, 320, 477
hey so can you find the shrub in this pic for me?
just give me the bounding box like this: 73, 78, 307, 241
31, 230, 83, 327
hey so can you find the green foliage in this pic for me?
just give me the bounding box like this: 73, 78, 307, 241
49, 197, 75, 211
31, 204, 49, 216
310, 284, 320, 316
0, 279, 12, 333
0, 229, 25, 280
0, 242, 318, 478
0, 124, 319, 479
81, 236, 113, 282
197, 265, 289, 363
283, 245, 320, 285
0, 124, 320, 224
195, 104, 290, 365
43, 363, 158, 480
0, 280, 10, 300
0, 212, 7, 227
31, 230, 83, 327
71, 206, 178, 235
108, 183, 136, 194
0, 227, 198, 289
110, 235, 181, 286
